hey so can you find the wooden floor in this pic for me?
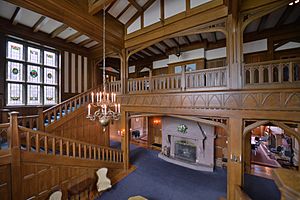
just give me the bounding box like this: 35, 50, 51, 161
250, 164, 274, 179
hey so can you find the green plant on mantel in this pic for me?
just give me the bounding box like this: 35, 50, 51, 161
177, 124, 188, 134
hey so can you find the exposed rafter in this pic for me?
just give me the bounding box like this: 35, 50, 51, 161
66, 32, 81, 43
10, 7, 21, 25
128, 0, 143, 12
116, 4, 131, 19
78, 38, 93, 47
171, 38, 180, 46
151, 44, 166, 55
199, 34, 203, 41
257, 14, 269, 32
89, 0, 115, 15
143, 48, 157, 56
276, 5, 293, 28
51, 24, 68, 38
183, 36, 191, 45
212, 32, 217, 43
126, 0, 156, 28
33, 16, 47, 32
160, 41, 171, 49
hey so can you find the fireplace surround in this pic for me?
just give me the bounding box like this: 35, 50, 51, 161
158, 117, 215, 172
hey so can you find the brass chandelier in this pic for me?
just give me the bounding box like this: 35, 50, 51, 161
87, 5, 120, 128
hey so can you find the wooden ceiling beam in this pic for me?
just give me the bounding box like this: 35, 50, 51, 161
0, 17, 88, 55
10, 7, 21, 25
66, 32, 82, 43
134, 53, 145, 59
116, 4, 131, 19
257, 14, 269, 32
151, 44, 166, 55
6, 0, 124, 49
160, 41, 171, 49
126, 0, 156, 28
183, 36, 191, 45
78, 38, 94, 47
33, 16, 47, 32
128, 0, 143, 12
212, 32, 217, 43
143, 48, 157, 56
136, 51, 150, 58
199, 34, 203, 41
51, 24, 68, 38
89, 0, 115, 15
171, 38, 180, 46
276, 5, 293, 28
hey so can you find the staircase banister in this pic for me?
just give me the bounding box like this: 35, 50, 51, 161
18, 126, 123, 153
43, 85, 102, 114
0, 123, 10, 128
244, 57, 300, 67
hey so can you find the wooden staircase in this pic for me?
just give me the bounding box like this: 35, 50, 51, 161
0, 86, 127, 200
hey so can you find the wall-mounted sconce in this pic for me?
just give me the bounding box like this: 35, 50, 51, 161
230, 154, 242, 163
153, 119, 161, 125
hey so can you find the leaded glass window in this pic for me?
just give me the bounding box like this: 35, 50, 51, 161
27, 65, 41, 83
7, 83, 23, 105
27, 85, 41, 105
44, 51, 56, 67
6, 38, 59, 106
7, 62, 24, 82
44, 68, 56, 85
44, 86, 56, 105
28, 47, 41, 64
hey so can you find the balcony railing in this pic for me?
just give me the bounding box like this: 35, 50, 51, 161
243, 58, 300, 88
124, 67, 227, 94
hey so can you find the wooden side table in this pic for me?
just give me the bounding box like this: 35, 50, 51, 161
67, 178, 94, 200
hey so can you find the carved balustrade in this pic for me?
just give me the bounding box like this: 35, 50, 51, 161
244, 58, 300, 88
107, 81, 122, 94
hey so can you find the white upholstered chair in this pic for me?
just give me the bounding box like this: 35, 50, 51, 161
49, 191, 62, 200
96, 168, 112, 192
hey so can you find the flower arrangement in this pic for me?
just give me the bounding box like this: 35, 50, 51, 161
177, 124, 188, 134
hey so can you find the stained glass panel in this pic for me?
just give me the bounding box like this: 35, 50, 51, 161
7, 83, 23, 105
27, 65, 41, 83
7, 61, 23, 81
28, 47, 41, 64
44, 86, 56, 105
27, 85, 41, 105
44, 51, 56, 67
7, 41, 23, 60
44, 68, 56, 85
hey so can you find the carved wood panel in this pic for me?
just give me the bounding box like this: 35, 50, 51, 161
0, 164, 11, 200
120, 89, 300, 112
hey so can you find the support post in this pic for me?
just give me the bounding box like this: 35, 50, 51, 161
37, 106, 44, 131
120, 49, 128, 95
227, 118, 243, 200
8, 112, 22, 200
121, 111, 129, 171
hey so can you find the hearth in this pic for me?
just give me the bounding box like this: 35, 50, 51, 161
175, 141, 196, 162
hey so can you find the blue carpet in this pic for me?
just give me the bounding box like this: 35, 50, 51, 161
100, 141, 227, 200
244, 174, 281, 200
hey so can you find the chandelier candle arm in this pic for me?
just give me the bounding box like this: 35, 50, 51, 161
86, 3, 121, 128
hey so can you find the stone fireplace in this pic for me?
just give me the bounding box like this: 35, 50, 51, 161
158, 117, 215, 172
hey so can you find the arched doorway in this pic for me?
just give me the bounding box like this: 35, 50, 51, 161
242, 120, 300, 200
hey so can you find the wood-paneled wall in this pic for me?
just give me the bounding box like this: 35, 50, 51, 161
0, 164, 11, 200
47, 110, 109, 147
62, 52, 90, 101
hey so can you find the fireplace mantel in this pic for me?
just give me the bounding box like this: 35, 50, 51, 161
158, 117, 215, 172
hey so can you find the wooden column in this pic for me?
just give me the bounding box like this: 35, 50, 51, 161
8, 111, 22, 200
227, 118, 243, 200
37, 106, 44, 131
121, 110, 129, 171
120, 49, 128, 94
244, 132, 251, 174
227, 14, 243, 89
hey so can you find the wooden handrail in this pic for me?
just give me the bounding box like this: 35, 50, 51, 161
244, 57, 300, 66
18, 126, 123, 163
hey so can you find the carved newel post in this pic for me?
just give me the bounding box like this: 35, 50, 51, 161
9, 111, 22, 200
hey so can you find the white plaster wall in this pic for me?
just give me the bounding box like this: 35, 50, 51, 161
127, 16, 141, 34
275, 42, 300, 51
144, 0, 160, 27
168, 48, 204, 64
129, 65, 135, 73
206, 47, 226, 60
161, 117, 215, 167
191, 0, 212, 8
164, 0, 186, 19
153, 58, 169, 69
243, 39, 268, 54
